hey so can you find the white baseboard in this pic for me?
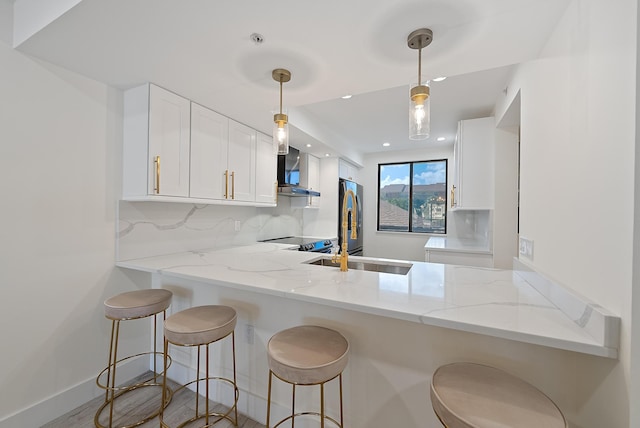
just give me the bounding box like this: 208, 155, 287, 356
0, 356, 149, 428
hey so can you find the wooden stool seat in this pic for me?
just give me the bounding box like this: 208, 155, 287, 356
430, 362, 567, 428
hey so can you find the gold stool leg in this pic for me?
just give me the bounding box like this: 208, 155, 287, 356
232, 331, 238, 426
104, 320, 116, 405
320, 382, 325, 428
160, 338, 169, 427
152, 313, 158, 383
206, 343, 210, 426
339, 373, 344, 428
291, 383, 296, 428
195, 344, 201, 421
108, 320, 121, 428
266, 371, 273, 428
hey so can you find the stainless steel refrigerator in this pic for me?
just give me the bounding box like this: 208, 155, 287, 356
338, 178, 363, 255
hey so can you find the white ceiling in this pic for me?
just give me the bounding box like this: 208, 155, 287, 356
10, 0, 570, 162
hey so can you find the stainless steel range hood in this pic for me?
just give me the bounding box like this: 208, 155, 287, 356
277, 146, 320, 197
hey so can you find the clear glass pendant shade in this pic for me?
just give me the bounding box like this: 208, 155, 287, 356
273, 109, 289, 155
409, 82, 430, 140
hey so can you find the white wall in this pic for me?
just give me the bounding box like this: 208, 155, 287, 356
494, 0, 636, 426
0, 39, 151, 426
632, 2, 640, 423
492, 126, 519, 269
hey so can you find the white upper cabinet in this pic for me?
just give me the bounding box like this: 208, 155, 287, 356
123, 83, 275, 206
255, 132, 278, 204
123, 84, 191, 198
148, 85, 191, 197
227, 119, 257, 202
190, 102, 229, 200
301, 153, 320, 208
339, 159, 359, 182
451, 117, 495, 210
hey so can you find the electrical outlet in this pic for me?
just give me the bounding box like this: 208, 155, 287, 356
519, 237, 534, 259
245, 324, 254, 345
234, 220, 241, 232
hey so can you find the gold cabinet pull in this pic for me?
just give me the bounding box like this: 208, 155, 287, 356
274, 181, 278, 203
154, 156, 160, 194
224, 170, 229, 199
450, 185, 456, 208
231, 171, 235, 200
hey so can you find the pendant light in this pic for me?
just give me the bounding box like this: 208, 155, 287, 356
272, 68, 291, 155
407, 28, 433, 140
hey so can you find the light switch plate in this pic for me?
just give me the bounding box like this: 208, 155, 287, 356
519, 236, 534, 259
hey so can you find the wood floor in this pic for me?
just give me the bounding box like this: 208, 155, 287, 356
42, 372, 265, 428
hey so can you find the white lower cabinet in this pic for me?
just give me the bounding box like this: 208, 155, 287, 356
425, 249, 493, 267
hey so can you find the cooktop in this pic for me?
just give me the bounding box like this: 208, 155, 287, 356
260, 236, 334, 252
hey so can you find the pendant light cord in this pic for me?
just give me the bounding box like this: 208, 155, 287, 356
418, 46, 422, 86
279, 79, 283, 115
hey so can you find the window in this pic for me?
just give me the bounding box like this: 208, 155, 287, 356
377, 160, 447, 233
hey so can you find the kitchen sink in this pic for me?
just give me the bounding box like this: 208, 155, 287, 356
305, 257, 413, 275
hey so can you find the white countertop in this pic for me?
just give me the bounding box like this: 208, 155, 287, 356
116, 243, 617, 358
425, 236, 492, 254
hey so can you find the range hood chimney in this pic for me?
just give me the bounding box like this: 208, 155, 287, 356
277, 146, 320, 197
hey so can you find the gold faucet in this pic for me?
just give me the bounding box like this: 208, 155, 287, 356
332, 188, 358, 271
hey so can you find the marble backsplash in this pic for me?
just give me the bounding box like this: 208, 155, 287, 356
449, 209, 492, 241
117, 199, 302, 261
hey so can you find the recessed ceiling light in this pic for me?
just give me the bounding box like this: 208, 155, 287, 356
341, 95, 352, 99
432, 76, 447, 82
382, 142, 391, 147
325, 153, 331, 157
436, 137, 446, 141
306, 143, 312, 148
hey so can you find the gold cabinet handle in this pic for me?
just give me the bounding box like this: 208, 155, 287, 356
154, 156, 160, 194
224, 169, 229, 199
450, 185, 456, 208
231, 171, 235, 199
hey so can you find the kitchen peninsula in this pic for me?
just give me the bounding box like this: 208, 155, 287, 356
116, 241, 619, 427
117, 243, 617, 358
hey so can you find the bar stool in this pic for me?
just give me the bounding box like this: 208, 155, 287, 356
95, 289, 173, 428
266, 325, 349, 428
160, 305, 239, 428
430, 362, 567, 428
